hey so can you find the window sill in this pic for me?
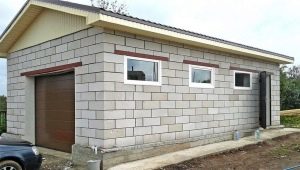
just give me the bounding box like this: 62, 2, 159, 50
233, 86, 252, 90
124, 80, 162, 86
189, 83, 214, 88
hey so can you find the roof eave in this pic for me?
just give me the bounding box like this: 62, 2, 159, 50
90, 14, 294, 64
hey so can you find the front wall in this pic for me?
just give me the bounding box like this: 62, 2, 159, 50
6, 27, 106, 144
6, 27, 280, 150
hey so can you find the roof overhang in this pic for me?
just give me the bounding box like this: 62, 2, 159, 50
0, 0, 294, 64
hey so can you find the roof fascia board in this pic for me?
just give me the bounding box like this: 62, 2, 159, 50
92, 13, 293, 64
31, 0, 94, 17
0, 2, 31, 43
0, 53, 8, 58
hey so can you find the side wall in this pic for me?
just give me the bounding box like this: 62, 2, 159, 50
97, 29, 280, 149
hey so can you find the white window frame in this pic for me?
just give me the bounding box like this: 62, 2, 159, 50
189, 65, 215, 88
124, 56, 162, 86
233, 70, 253, 90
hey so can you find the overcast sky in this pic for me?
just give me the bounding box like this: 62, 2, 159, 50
0, 0, 299, 96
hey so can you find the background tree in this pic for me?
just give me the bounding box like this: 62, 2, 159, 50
280, 65, 300, 110
90, 0, 128, 15
0, 95, 6, 111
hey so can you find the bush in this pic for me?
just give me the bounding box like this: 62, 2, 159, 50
0, 95, 6, 135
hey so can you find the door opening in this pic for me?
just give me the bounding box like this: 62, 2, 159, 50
259, 71, 272, 129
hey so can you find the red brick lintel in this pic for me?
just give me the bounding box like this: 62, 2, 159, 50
229, 66, 259, 73
183, 60, 219, 68
114, 50, 169, 61
20, 62, 82, 76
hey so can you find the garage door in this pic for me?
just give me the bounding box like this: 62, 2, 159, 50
35, 72, 75, 153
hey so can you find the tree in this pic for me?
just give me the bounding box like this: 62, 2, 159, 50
0, 95, 6, 111
280, 65, 300, 110
90, 0, 128, 15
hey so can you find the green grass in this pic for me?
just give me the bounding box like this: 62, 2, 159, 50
281, 115, 300, 128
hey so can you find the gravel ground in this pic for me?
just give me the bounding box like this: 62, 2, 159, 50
41, 154, 84, 170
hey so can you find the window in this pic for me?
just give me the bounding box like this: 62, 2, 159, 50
189, 65, 215, 88
234, 70, 252, 90
124, 56, 161, 86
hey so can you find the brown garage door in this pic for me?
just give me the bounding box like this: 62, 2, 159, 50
35, 72, 75, 153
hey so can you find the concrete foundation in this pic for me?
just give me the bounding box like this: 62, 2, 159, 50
72, 129, 254, 170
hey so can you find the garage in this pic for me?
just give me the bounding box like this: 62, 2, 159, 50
35, 72, 75, 153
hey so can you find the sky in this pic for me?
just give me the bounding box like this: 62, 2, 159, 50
0, 0, 300, 95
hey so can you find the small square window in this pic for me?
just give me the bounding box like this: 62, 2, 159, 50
124, 56, 161, 86
234, 71, 252, 90
189, 65, 215, 88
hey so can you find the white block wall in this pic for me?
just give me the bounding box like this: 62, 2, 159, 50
6, 27, 281, 150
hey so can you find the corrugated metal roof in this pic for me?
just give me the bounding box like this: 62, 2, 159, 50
0, 0, 294, 61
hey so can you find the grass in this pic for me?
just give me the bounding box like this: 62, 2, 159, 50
281, 115, 300, 128
270, 143, 300, 158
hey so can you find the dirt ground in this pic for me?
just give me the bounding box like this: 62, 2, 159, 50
40, 133, 300, 170
160, 133, 300, 170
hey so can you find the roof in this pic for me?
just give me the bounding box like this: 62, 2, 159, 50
0, 0, 294, 64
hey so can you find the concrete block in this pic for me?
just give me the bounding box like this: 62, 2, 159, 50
104, 129, 126, 139
208, 108, 219, 114
116, 119, 135, 128
116, 137, 135, 146
168, 109, 182, 116
190, 129, 203, 137
75, 47, 89, 57
161, 133, 175, 141
75, 119, 88, 128
134, 127, 152, 136
74, 30, 88, 40
143, 101, 160, 109
196, 94, 208, 100
175, 131, 189, 139
68, 40, 81, 50
103, 110, 126, 119
152, 93, 168, 101
176, 101, 190, 108
160, 101, 176, 109
116, 101, 135, 110
126, 38, 144, 48
183, 94, 196, 101
152, 109, 168, 117
143, 117, 160, 126
176, 116, 189, 123
103, 33, 125, 45
161, 117, 175, 125
134, 110, 151, 118
152, 125, 168, 133
183, 108, 195, 115
134, 92, 151, 101
162, 45, 177, 54
126, 128, 134, 136
144, 134, 160, 144
145, 41, 161, 51
168, 93, 182, 100
81, 110, 96, 119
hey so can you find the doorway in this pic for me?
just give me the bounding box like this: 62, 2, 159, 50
259, 71, 272, 129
